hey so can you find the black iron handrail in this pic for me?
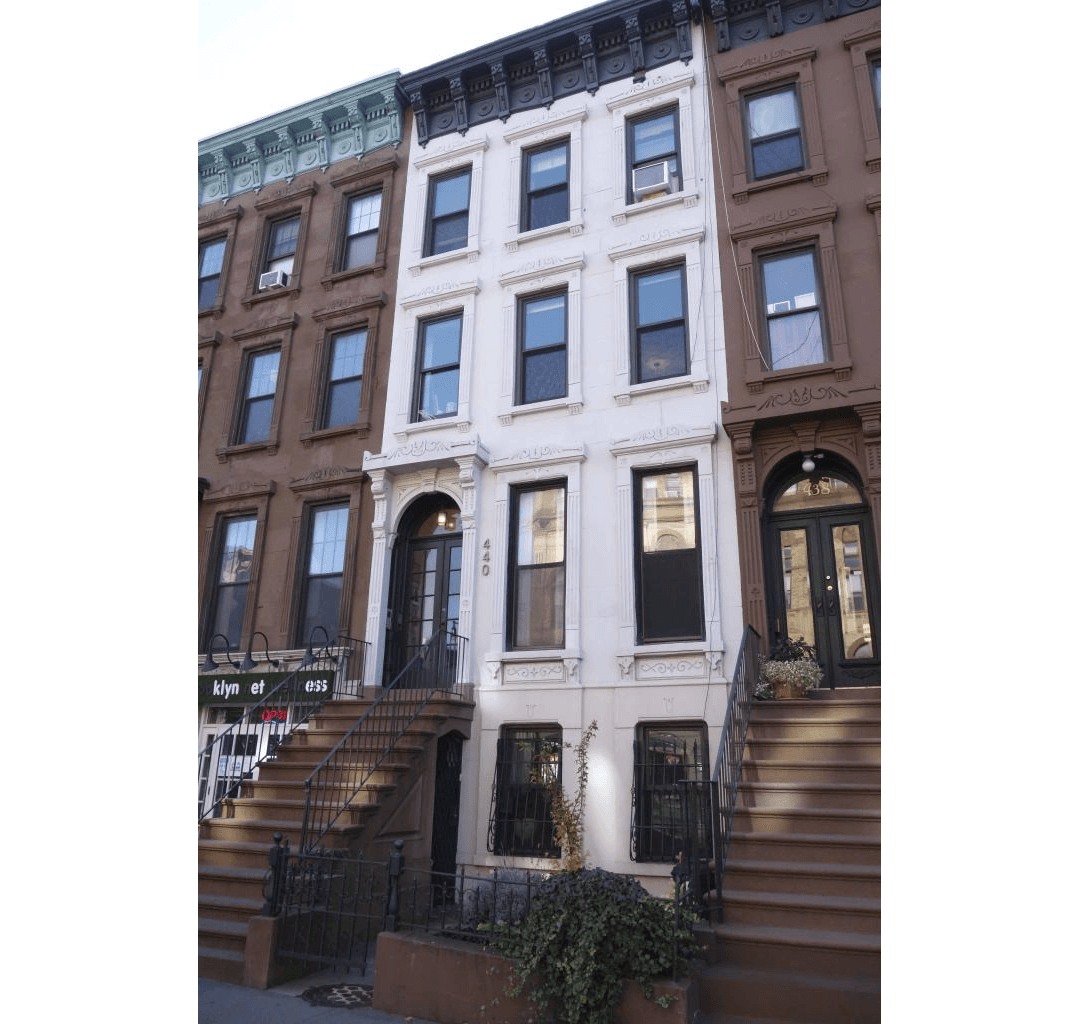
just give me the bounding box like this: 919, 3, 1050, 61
299, 629, 468, 851
197, 634, 368, 822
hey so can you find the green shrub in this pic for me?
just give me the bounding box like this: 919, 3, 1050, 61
490, 867, 698, 1024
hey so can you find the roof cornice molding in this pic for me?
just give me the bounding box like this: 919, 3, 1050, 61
702, 0, 880, 53
198, 73, 405, 207
398, 0, 701, 147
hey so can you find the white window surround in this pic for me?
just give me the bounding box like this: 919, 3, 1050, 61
408, 137, 488, 275
496, 253, 585, 424
392, 282, 480, 442
607, 226, 709, 405
606, 68, 698, 223
503, 107, 588, 251
609, 423, 724, 682
484, 444, 585, 687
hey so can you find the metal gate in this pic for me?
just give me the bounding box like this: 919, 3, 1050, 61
271, 841, 389, 974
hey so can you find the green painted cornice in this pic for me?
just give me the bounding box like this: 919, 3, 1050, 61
198, 72, 403, 206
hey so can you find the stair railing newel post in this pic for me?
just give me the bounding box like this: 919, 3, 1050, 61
384, 839, 405, 931
263, 831, 290, 916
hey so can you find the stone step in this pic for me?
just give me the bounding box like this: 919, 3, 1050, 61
198, 838, 277, 872
723, 859, 879, 899
197, 861, 266, 900
733, 806, 880, 838
743, 737, 880, 763
255, 751, 419, 783
695, 963, 879, 1023
727, 830, 880, 867
199, 816, 357, 847
198, 945, 245, 985
752, 699, 881, 722
198, 915, 247, 955
239, 767, 407, 801
737, 781, 880, 812
698, 923, 880, 978
747, 719, 881, 741
740, 760, 880, 785
720, 889, 880, 934
225, 790, 389, 824
198, 892, 263, 927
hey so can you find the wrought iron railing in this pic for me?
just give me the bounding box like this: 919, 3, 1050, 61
298, 629, 468, 852
679, 623, 760, 920
197, 634, 368, 822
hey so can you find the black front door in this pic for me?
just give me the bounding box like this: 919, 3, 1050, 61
385, 497, 462, 684
764, 468, 880, 688
431, 731, 464, 905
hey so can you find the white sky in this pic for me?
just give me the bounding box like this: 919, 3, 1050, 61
199, 0, 591, 139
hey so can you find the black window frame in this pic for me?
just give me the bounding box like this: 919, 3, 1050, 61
340, 190, 383, 271
506, 480, 567, 651
631, 722, 709, 863
868, 52, 881, 126
521, 139, 569, 232
236, 346, 281, 445
320, 326, 369, 430
633, 464, 705, 645
199, 237, 227, 312
294, 501, 350, 647
488, 725, 563, 858
413, 311, 462, 422
202, 513, 258, 652
743, 82, 806, 182
629, 261, 689, 385
423, 167, 472, 258
626, 105, 681, 203
517, 288, 568, 405
756, 245, 828, 372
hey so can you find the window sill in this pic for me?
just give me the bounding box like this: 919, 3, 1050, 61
408, 246, 479, 276
320, 261, 386, 290
734, 165, 828, 204
486, 650, 582, 686
393, 415, 471, 443
215, 438, 279, 462
199, 304, 225, 320
299, 421, 371, 447
747, 358, 853, 392
505, 219, 584, 252
613, 188, 699, 224
617, 644, 724, 685
499, 396, 581, 424
242, 284, 301, 310
614, 373, 709, 407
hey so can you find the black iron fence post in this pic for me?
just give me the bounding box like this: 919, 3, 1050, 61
384, 839, 405, 931
263, 831, 290, 916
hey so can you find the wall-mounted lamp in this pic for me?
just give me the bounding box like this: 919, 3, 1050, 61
201, 633, 242, 673
238, 631, 281, 673
801, 453, 824, 474
299, 624, 338, 671
437, 510, 457, 532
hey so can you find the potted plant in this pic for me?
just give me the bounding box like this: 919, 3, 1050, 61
756, 636, 823, 699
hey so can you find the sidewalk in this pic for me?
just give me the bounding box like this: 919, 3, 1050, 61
198, 965, 441, 1024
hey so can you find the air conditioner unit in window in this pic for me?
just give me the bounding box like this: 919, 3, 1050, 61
258, 270, 289, 290
767, 300, 792, 314
632, 160, 672, 201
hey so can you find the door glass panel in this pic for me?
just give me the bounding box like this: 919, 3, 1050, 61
446, 544, 461, 635
774, 475, 861, 512
831, 525, 874, 659
779, 529, 815, 647
406, 547, 438, 651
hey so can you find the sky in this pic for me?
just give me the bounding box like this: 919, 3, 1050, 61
199, 0, 592, 139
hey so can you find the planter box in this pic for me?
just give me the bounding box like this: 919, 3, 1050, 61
372, 929, 698, 1024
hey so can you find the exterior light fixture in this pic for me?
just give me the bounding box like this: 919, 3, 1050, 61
201, 633, 242, 673
299, 624, 338, 670
239, 631, 280, 673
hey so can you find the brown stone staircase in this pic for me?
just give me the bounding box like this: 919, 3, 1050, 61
197, 690, 475, 984
697, 687, 881, 1024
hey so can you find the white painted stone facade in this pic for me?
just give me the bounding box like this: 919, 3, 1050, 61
363, 27, 742, 891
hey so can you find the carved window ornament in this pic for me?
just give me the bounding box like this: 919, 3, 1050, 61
843, 23, 881, 172
321, 154, 399, 287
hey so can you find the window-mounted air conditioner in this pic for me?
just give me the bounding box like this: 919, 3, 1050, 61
632, 160, 672, 201
258, 270, 289, 291
767, 300, 792, 314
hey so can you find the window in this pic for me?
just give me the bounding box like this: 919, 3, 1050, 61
237, 349, 280, 444
627, 106, 680, 201
342, 192, 382, 270
199, 238, 226, 311
264, 215, 300, 277
521, 140, 568, 231
759, 248, 826, 370
631, 723, 708, 863
869, 53, 881, 125
635, 467, 704, 644
631, 264, 688, 384
424, 168, 471, 257
488, 726, 562, 858
518, 291, 567, 404
414, 313, 461, 421
205, 515, 257, 650
296, 504, 349, 646
744, 85, 805, 180
322, 328, 368, 429
508, 483, 566, 650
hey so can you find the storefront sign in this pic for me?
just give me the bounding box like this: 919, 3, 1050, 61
197, 671, 333, 706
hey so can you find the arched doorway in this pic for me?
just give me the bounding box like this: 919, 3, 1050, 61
384, 494, 462, 686
762, 456, 880, 688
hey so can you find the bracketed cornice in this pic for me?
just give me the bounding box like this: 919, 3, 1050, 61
703, 0, 879, 52
198, 72, 404, 206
